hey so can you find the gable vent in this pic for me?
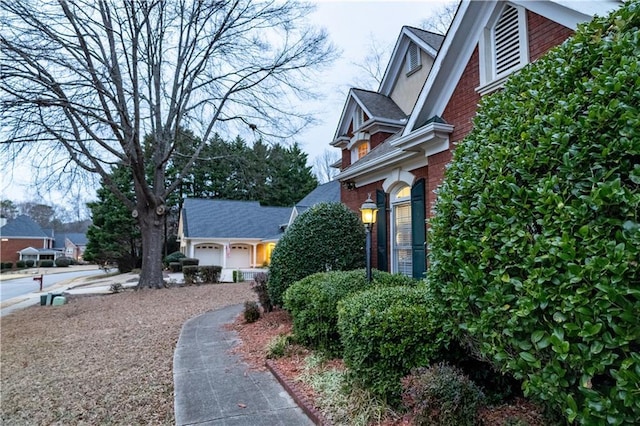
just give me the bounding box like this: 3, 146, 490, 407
494, 5, 521, 76
406, 42, 420, 74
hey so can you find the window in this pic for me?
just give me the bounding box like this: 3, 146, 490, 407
479, 4, 528, 94
357, 142, 369, 159
405, 41, 421, 74
392, 186, 412, 276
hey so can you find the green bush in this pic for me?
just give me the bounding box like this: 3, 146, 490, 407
337, 286, 446, 404
284, 269, 416, 356
243, 301, 261, 323
163, 250, 186, 267
16, 260, 25, 268
168, 262, 182, 272
268, 202, 365, 307
401, 363, 485, 426
182, 265, 198, 285
55, 257, 72, 267
1, 262, 12, 270
38, 260, 54, 267
24, 259, 35, 267
199, 265, 222, 283
180, 257, 199, 267
428, 2, 640, 424
232, 270, 242, 282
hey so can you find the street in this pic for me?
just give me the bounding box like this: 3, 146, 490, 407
0, 268, 102, 303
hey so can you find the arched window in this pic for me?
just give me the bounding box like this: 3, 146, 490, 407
391, 185, 412, 276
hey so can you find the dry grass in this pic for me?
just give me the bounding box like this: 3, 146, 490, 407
1, 283, 255, 425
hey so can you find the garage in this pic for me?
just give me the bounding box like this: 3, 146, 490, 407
227, 244, 251, 268
194, 244, 222, 266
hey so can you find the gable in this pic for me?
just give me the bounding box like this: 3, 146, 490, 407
0, 215, 50, 239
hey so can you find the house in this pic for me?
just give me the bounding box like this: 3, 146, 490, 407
0, 215, 61, 263
333, 1, 622, 278
55, 233, 88, 262
177, 182, 340, 281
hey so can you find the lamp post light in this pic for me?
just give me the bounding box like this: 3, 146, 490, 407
360, 194, 378, 283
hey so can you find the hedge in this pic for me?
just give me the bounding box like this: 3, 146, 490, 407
427, 2, 640, 423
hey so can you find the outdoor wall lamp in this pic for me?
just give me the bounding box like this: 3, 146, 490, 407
360, 194, 378, 283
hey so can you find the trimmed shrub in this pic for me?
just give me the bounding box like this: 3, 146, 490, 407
284, 269, 416, 355
243, 301, 261, 323
1, 262, 13, 270
163, 250, 186, 267
25, 259, 35, 267
401, 363, 485, 426
38, 260, 54, 267
55, 257, 72, 267
16, 260, 25, 268
268, 202, 365, 307
200, 265, 222, 283
182, 265, 199, 285
337, 286, 447, 404
180, 257, 199, 267
168, 262, 182, 273
232, 270, 242, 282
252, 272, 272, 312
428, 2, 640, 424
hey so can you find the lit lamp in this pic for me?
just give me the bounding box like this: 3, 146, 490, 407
360, 194, 378, 283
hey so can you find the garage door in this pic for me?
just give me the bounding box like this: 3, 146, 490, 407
194, 244, 222, 266
227, 245, 251, 268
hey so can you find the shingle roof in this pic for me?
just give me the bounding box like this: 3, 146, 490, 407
0, 215, 49, 238
55, 233, 88, 248
296, 181, 340, 208
405, 26, 445, 50
351, 89, 407, 122
182, 198, 291, 239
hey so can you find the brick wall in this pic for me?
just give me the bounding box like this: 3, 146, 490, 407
342, 181, 384, 270
0, 238, 48, 263
527, 10, 574, 61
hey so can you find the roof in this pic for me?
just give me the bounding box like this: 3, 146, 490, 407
295, 181, 341, 214
404, 26, 445, 50
0, 215, 50, 238
351, 89, 407, 122
55, 233, 88, 248
181, 198, 291, 239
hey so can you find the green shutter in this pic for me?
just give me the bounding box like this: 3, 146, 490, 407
376, 189, 388, 272
411, 178, 426, 279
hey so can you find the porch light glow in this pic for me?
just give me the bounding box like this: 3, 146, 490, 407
360, 195, 378, 226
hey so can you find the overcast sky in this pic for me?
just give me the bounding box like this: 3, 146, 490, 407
0, 1, 450, 207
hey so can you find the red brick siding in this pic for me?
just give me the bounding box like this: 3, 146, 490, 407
342, 181, 384, 270
0, 238, 49, 263
527, 10, 574, 61
370, 132, 392, 150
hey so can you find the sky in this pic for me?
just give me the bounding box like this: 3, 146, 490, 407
0, 0, 450, 209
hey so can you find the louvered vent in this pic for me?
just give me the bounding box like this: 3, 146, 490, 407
494, 5, 521, 76
406, 42, 420, 73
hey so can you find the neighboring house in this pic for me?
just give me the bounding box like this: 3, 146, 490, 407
177, 182, 340, 281
0, 215, 60, 263
55, 233, 88, 262
333, 1, 621, 278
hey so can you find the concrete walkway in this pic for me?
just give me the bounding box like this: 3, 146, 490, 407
173, 304, 314, 426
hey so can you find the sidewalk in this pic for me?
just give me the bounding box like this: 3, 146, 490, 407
173, 304, 314, 426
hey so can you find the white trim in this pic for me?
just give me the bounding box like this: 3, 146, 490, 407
382, 169, 416, 193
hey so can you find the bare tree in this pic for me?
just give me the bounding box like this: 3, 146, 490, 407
420, 1, 458, 35
0, 0, 335, 288
313, 148, 340, 184
350, 34, 392, 90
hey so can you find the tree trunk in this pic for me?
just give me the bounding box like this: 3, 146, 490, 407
137, 207, 166, 289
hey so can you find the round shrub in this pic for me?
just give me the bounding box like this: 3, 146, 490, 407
163, 250, 186, 267
243, 301, 261, 323
38, 260, 54, 267
54, 257, 72, 267
337, 286, 447, 404
16, 260, 25, 268
401, 363, 485, 426
428, 3, 640, 424
24, 259, 35, 267
268, 202, 365, 307
284, 269, 417, 355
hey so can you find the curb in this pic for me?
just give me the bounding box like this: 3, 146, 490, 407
265, 359, 330, 426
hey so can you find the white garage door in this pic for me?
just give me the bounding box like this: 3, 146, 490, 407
227, 245, 251, 268
194, 244, 222, 266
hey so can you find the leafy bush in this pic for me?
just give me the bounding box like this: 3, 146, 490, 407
168, 262, 182, 273
24, 259, 35, 267
182, 265, 198, 285
252, 272, 272, 312
199, 265, 222, 283
38, 260, 54, 267
268, 202, 365, 307
284, 269, 416, 355
16, 260, 25, 268
163, 250, 186, 267
180, 257, 199, 267
55, 257, 72, 267
428, 2, 640, 424
337, 286, 447, 404
1, 262, 13, 270
243, 301, 260, 323
232, 270, 242, 282
401, 363, 485, 426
